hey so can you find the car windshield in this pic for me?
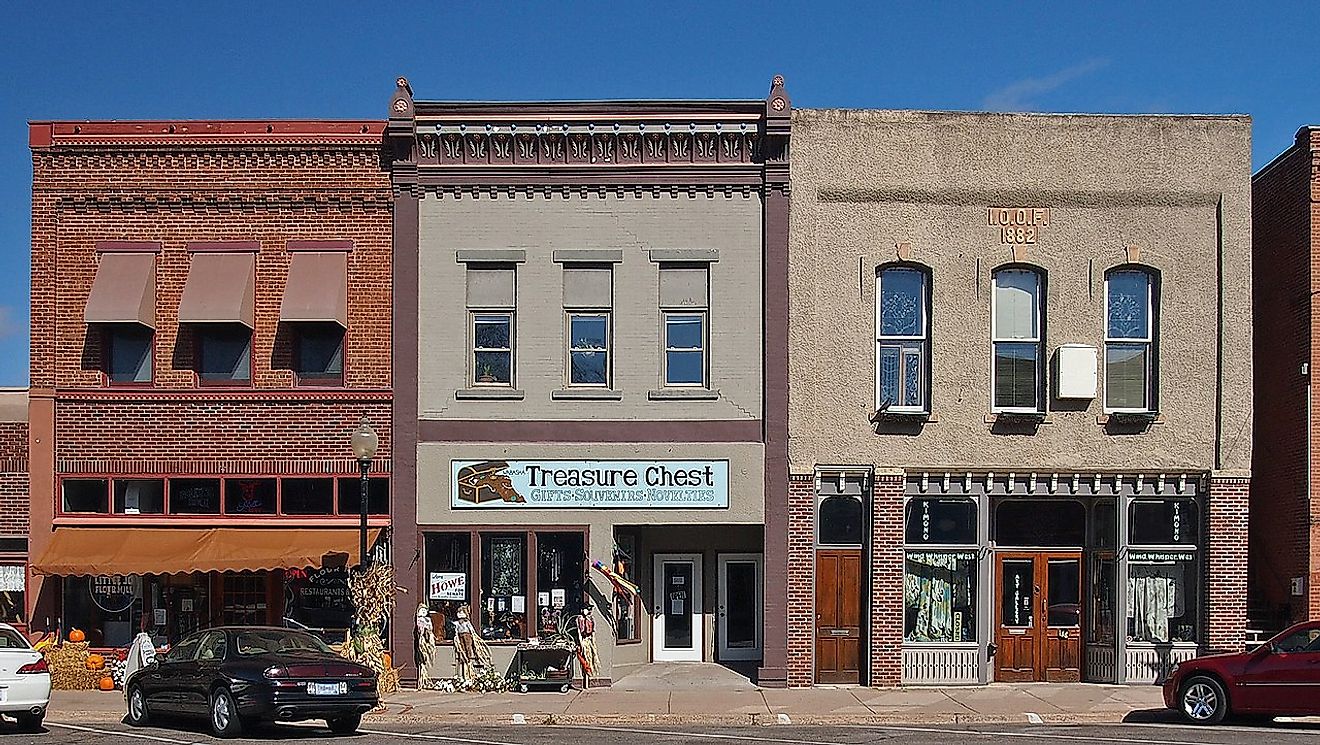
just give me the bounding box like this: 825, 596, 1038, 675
235, 630, 333, 656
0, 629, 30, 650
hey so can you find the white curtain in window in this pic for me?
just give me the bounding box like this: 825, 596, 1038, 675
905, 552, 959, 642
994, 270, 1039, 339
1127, 563, 1184, 642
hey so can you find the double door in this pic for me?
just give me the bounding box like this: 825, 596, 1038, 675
995, 552, 1082, 682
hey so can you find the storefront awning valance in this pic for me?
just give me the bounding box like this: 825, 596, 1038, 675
84, 252, 156, 327
31, 527, 382, 576
178, 253, 255, 328
280, 252, 348, 326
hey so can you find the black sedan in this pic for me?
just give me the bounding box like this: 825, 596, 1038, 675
124, 626, 378, 737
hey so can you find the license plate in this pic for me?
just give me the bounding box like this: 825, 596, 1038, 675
307, 682, 345, 696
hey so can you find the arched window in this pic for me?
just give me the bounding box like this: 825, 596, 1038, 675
818, 495, 864, 546
991, 267, 1044, 412
1105, 268, 1157, 412
876, 266, 929, 412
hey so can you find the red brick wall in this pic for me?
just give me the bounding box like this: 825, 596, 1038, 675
0, 421, 28, 536
1207, 476, 1250, 652
1251, 130, 1318, 625
786, 474, 814, 686
868, 473, 904, 686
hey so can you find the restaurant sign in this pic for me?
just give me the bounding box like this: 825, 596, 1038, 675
451, 459, 729, 509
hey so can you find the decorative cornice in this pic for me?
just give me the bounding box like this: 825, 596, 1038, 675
53, 193, 391, 211
31, 120, 385, 149
55, 389, 392, 403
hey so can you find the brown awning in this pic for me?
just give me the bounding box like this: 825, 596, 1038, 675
84, 252, 156, 327
178, 253, 255, 328
280, 252, 347, 326
30, 527, 382, 576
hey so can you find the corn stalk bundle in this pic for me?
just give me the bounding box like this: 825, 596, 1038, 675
338, 562, 400, 695
43, 641, 101, 690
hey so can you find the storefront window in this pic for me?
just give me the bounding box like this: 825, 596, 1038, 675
336, 477, 390, 515
171, 479, 221, 515
994, 499, 1085, 547
613, 532, 640, 642
425, 532, 471, 642
1087, 554, 1116, 644
1130, 499, 1199, 546
480, 534, 526, 641
283, 566, 352, 632
225, 479, 277, 515
1091, 499, 1116, 549
905, 499, 976, 544
535, 532, 585, 636
819, 495, 863, 546
1127, 551, 1198, 643
904, 551, 977, 642
221, 573, 267, 626
63, 479, 109, 514
114, 479, 165, 514
63, 575, 143, 648
282, 479, 335, 515
0, 565, 24, 624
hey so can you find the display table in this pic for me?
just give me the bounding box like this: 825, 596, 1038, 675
511, 641, 575, 693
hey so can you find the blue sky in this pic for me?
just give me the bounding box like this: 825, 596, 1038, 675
1, 2, 1317, 386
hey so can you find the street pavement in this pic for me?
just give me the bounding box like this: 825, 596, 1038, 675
13, 719, 1320, 745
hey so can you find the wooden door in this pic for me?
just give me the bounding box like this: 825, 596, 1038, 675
995, 552, 1082, 682
815, 549, 862, 684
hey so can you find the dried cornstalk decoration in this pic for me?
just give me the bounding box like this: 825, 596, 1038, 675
337, 562, 400, 695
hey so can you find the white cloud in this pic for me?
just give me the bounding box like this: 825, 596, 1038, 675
0, 307, 22, 339
983, 59, 1109, 111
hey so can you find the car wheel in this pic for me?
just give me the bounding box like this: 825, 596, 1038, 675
126, 685, 150, 727
15, 712, 43, 733
210, 687, 244, 738
328, 713, 362, 735
1180, 675, 1229, 724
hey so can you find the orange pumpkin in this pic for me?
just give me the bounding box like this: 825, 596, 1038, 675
86, 654, 105, 670
98, 676, 114, 691
68, 628, 85, 643
382, 652, 392, 669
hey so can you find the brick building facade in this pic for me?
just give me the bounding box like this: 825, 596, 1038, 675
27, 121, 392, 646
1252, 126, 1320, 625
0, 390, 28, 630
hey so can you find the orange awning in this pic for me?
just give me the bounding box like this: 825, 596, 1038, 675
31, 527, 383, 576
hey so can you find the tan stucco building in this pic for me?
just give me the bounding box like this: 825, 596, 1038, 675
783, 109, 1252, 686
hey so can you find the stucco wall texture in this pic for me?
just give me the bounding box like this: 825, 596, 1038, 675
788, 109, 1252, 474
417, 193, 764, 421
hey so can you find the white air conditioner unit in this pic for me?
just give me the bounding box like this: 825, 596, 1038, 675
1056, 344, 1097, 399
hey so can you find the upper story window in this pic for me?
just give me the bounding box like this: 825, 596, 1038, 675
563, 265, 612, 387
876, 266, 929, 412
1105, 269, 1157, 412
293, 323, 345, 386
659, 265, 709, 387
105, 325, 153, 384
178, 248, 256, 387
991, 267, 1044, 412
281, 249, 349, 388
196, 325, 252, 384
466, 265, 516, 387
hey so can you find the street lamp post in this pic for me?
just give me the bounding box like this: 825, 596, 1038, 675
350, 416, 379, 570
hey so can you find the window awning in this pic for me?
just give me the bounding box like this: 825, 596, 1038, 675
280, 252, 348, 327
84, 252, 156, 328
178, 253, 255, 328
30, 527, 382, 576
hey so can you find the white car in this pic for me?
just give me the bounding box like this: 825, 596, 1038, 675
0, 624, 50, 731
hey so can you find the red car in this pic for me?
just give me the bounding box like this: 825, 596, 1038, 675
1164, 621, 1320, 724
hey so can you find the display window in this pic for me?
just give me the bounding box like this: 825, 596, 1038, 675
535, 532, 584, 637
904, 498, 976, 545
613, 531, 640, 643
481, 534, 526, 641
424, 532, 471, 642
904, 551, 977, 642
1129, 499, 1199, 546
0, 564, 24, 625
1127, 551, 1198, 643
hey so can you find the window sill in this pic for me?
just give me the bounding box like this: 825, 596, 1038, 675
984, 412, 1051, 425
551, 389, 623, 401
456, 388, 525, 400
1098, 411, 1163, 425
870, 409, 937, 424
616, 638, 643, 646
648, 388, 720, 400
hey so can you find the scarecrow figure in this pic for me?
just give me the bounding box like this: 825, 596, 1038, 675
414, 603, 436, 690
451, 603, 493, 685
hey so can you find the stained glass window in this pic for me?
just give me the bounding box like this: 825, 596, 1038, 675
876, 267, 929, 412
1105, 270, 1156, 411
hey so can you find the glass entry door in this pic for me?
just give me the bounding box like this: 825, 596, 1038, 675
994, 552, 1082, 682
717, 554, 762, 661
653, 554, 703, 662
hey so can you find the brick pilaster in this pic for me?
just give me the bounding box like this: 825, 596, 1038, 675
1207, 476, 1249, 652
869, 472, 904, 686
786, 474, 815, 687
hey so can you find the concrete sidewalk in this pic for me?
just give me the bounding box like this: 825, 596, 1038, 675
47, 682, 1167, 726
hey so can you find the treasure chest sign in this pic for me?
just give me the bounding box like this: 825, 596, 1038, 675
451, 459, 730, 509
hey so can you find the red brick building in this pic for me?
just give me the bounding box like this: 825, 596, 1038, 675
1252, 126, 1320, 627
27, 120, 392, 647
0, 390, 29, 631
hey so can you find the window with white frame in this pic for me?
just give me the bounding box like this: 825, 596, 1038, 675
991, 268, 1043, 412
664, 314, 706, 386
876, 267, 929, 412
1105, 269, 1156, 412
466, 264, 516, 387
563, 264, 612, 387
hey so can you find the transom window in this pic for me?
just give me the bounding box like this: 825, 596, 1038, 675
991, 268, 1043, 412
664, 313, 706, 387
472, 313, 513, 386
876, 267, 929, 412
568, 313, 609, 386
1105, 269, 1157, 412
